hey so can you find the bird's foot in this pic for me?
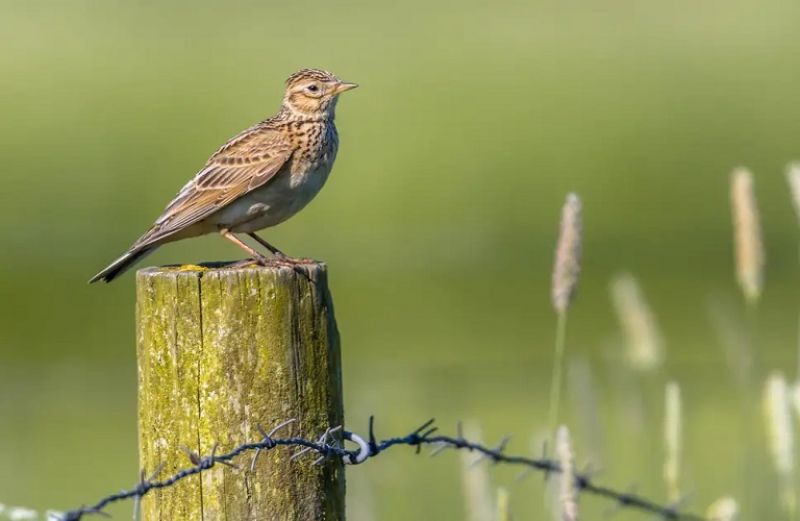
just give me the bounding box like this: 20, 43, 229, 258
266, 254, 315, 279
228, 254, 270, 269
269, 252, 316, 265
226, 255, 313, 280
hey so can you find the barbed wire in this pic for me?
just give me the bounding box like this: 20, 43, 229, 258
54, 417, 705, 521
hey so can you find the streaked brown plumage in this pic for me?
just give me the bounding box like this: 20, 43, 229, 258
90, 68, 357, 283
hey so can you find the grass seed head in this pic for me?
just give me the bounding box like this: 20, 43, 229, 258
763, 372, 796, 514
706, 496, 739, 521
552, 193, 583, 314
459, 423, 494, 521
556, 425, 579, 521
610, 273, 664, 371
730, 167, 764, 303
786, 162, 800, 228
663, 381, 682, 503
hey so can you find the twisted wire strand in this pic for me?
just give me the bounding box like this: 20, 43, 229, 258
58, 417, 705, 521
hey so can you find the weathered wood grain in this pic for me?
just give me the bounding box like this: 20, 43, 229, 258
136, 263, 344, 520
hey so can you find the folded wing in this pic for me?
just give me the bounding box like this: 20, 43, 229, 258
134, 125, 294, 248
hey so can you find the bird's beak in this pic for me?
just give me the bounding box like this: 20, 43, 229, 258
333, 81, 358, 95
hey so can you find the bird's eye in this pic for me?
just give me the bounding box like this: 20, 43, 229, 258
307, 84, 319, 92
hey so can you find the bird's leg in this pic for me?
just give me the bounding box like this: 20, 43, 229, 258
219, 229, 268, 265
247, 232, 286, 257
220, 229, 309, 279
248, 232, 315, 267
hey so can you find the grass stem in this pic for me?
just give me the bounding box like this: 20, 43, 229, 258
548, 311, 569, 440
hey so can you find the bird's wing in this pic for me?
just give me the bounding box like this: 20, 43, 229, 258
133, 125, 294, 248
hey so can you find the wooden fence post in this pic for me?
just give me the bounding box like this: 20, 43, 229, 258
135, 263, 344, 520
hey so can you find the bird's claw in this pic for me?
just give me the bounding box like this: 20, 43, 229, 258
226, 256, 313, 281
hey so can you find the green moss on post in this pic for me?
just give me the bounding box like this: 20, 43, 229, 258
136, 263, 344, 521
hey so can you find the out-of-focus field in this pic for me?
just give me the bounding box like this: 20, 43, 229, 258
1, 0, 800, 518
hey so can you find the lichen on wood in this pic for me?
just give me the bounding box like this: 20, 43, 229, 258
136, 262, 344, 520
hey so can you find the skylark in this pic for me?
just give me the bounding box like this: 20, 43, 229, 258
90, 68, 357, 283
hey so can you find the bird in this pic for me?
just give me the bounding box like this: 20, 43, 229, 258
90, 68, 357, 283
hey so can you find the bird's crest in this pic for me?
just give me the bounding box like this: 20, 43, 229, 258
285, 68, 339, 87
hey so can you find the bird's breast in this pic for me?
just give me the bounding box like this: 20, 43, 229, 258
218, 124, 339, 233
290, 122, 338, 178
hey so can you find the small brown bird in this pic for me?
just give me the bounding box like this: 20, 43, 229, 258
90, 68, 357, 283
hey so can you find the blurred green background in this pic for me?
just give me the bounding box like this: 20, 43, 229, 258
2, 0, 800, 518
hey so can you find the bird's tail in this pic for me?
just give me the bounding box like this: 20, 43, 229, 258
89, 245, 158, 284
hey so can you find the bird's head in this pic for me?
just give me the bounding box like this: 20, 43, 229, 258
282, 68, 357, 119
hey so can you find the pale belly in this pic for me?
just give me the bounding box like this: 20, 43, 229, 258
209, 161, 333, 233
